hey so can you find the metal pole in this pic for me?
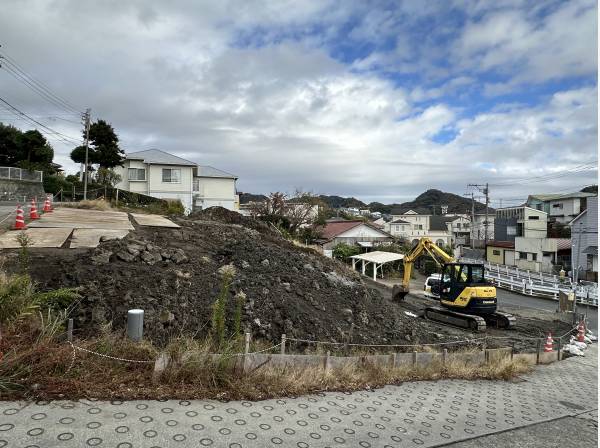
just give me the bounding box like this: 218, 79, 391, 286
484, 183, 489, 248
280, 334, 286, 355
67, 318, 73, 342
83, 108, 91, 201
127, 309, 144, 342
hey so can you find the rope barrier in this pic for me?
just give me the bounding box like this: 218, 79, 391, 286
285, 336, 489, 348
65, 340, 154, 373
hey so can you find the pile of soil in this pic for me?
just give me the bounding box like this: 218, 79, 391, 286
21, 208, 448, 347
16, 207, 574, 351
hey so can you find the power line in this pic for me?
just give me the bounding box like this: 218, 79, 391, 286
0, 50, 82, 114
0, 97, 80, 144
490, 161, 598, 187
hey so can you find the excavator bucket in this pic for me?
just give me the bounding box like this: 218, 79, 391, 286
392, 284, 409, 301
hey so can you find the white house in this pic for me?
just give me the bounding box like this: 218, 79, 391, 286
114, 149, 238, 213
317, 220, 393, 257
527, 192, 596, 224
387, 209, 456, 247
570, 196, 598, 281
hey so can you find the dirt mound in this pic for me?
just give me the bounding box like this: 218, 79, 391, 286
21, 212, 445, 347
189, 206, 275, 235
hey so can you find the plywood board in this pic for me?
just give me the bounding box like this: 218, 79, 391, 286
28, 208, 134, 230
0, 228, 72, 248
130, 213, 180, 228
69, 228, 130, 248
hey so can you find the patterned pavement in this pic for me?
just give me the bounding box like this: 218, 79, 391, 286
0, 346, 597, 448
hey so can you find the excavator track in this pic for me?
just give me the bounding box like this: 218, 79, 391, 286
424, 306, 487, 331
483, 311, 516, 329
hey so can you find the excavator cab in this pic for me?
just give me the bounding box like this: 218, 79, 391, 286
438, 262, 497, 315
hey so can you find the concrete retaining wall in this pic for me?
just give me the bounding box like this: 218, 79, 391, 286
0, 178, 45, 202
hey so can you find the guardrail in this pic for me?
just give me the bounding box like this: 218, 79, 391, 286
0, 166, 43, 182
460, 258, 598, 307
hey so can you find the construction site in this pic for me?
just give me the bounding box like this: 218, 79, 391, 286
0, 203, 583, 356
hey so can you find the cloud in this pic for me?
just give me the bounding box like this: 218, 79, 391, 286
0, 0, 596, 204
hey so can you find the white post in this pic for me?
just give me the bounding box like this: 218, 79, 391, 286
280, 334, 286, 355
522, 279, 526, 294
510, 276, 514, 291
127, 309, 144, 342
352, 258, 356, 270
373, 263, 377, 281
362, 260, 365, 275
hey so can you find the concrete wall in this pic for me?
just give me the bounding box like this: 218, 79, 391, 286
322, 235, 392, 250
0, 178, 45, 202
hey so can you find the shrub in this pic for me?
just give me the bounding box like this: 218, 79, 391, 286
332, 243, 361, 260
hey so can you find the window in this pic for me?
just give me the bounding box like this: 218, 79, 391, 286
507, 226, 516, 236
128, 168, 146, 181
515, 251, 521, 260
162, 168, 181, 183
395, 225, 400, 231
470, 265, 485, 284
193, 179, 200, 191
587, 254, 594, 271
416, 224, 423, 230
532, 253, 537, 261
456, 223, 461, 229
493, 250, 501, 256
552, 203, 563, 209
528, 215, 539, 220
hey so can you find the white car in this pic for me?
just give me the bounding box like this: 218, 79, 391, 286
424, 273, 448, 298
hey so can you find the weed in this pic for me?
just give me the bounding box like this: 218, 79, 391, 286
16, 231, 31, 274
233, 291, 246, 339
211, 264, 236, 349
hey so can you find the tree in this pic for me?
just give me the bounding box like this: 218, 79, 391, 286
249, 190, 324, 234
95, 167, 122, 187
70, 119, 124, 169
16, 130, 54, 173
332, 243, 361, 260
0, 123, 21, 167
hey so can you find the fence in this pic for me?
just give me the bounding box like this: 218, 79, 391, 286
461, 258, 598, 306
69, 327, 582, 377
52, 186, 169, 208
0, 166, 43, 182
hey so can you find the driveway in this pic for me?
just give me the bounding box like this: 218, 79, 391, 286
0, 346, 596, 447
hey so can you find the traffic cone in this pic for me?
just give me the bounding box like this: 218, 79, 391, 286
543, 332, 554, 352
577, 321, 586, 343
29, 198, 40, 220
12, 204, 27, 230
42, 195, 53, 213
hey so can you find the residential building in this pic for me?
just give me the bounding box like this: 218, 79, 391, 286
113, 149, 238, 213
570, 197, 598, 282
316, 220, 393, 257
387, 208, 464, 247
527, 192, 596, 224
488, 206, 572, 273
494, 206, 547, 241
470, 213, 494, 248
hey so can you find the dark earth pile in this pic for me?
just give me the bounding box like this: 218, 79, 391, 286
16, 207, 574, 351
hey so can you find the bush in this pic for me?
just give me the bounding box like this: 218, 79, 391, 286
332, 243, 361, 260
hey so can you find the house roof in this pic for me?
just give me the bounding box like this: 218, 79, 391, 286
318, 220, 390, 240
350, 251, 405, 264
487, 240, 515, 249
582, 246, 598, 255
390, 206, 431, 215
126, 149, 197, 166
391, 219, 409, 224
528, 192, 596, 202
429, 216, 454, 231
196, 165, 237, 179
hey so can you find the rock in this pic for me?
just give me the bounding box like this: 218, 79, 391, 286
341, 308, 353, 317
282, 282, 291, 292
253, 318, 261, 327
313, 281, 320, 290
116, 250, 136, 262
160, 250, 172, 260
91, 251, 112, 264
141, 251, 157, 265
303, 263, 314, 271
171, 249, 188, 264
404, 334, 412, 341
261, 259, 270, 267
241, 260, 250, 269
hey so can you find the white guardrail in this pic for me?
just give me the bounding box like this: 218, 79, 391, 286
460, 258, 598, 307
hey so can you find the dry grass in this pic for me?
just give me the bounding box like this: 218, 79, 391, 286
61, 199, 111, 211
0, 320, 532, 401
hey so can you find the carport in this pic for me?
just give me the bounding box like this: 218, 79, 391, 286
350, 251, 405, 281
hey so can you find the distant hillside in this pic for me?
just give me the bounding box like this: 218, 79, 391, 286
391, 189, 490, 215
240, 189, 488, 214
239, 192, 268, 204
581, 185, 598, 194
318, 195, 367, 209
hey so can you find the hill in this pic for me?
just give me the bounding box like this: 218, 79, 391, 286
318, 195, 367, 209
391, 189, 490, 215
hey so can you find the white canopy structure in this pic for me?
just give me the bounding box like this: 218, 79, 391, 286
350, 251, 405, 281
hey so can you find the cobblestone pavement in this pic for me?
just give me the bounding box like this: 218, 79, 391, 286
0, 347, 597, 448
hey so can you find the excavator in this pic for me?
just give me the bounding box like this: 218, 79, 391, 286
392, 237, 515, 331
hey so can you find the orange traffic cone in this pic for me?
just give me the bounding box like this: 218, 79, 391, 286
577, 321, 586, 343
29, 198, 40, 220
12, 204, 27, 230
543, 332, 554, 352
42, 195, 53, 213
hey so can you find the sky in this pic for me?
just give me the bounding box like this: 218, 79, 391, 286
0, 0, 597, 206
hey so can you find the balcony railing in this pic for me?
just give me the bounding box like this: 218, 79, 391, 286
0, 166, 43, 182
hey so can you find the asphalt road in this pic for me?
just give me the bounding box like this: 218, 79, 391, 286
496, 288, 598, 330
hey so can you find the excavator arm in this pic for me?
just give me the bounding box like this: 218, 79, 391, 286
393, 237, 455, 301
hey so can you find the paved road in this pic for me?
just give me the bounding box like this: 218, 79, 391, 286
0, 347, 596, 448
496, 288, 598, 330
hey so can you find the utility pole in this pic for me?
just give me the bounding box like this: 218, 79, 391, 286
82, 108, 91, 200
464, 192, 475, 246
467, 183, 490, 247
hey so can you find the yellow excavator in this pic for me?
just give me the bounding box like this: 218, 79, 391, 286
392, 237, 515, 331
